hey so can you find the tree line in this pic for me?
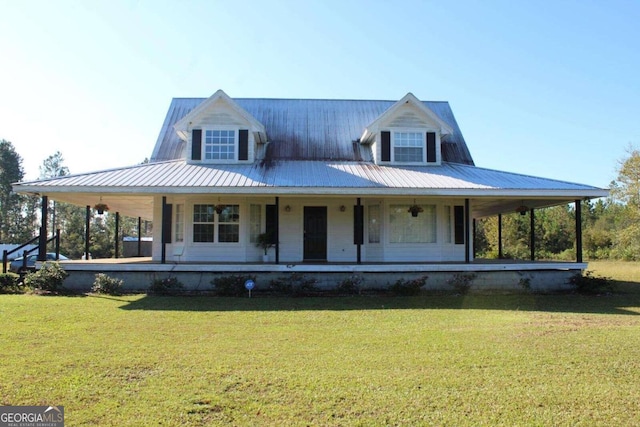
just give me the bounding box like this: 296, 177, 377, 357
0, 139, 150, 259
0, 138, 638, 261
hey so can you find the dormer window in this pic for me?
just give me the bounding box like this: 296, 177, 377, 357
380, 130, 439, 164
394, 131, 424, 162
191, 128, 250, 162
205, 129, 235, 160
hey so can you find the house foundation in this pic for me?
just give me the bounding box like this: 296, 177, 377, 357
59, 259, 583, 293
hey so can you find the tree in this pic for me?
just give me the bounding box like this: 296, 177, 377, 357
39, 151, 70, 233
0, 139, 37, 243
609, 145, 640, 260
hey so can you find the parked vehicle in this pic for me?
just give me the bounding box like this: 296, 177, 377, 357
9, 253, 69, 273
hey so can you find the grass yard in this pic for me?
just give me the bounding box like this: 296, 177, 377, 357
1, 261, 640, 425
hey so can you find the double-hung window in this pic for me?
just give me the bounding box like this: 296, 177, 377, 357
204, 129, 236, 160
393, 131, 424, 163
192, 204, 240, 243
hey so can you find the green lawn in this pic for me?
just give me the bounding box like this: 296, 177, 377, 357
2, 261, 640, 425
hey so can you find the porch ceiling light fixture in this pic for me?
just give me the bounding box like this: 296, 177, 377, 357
515, 204, 529, 215
408, 200, 423, 217
214, 204, 225, 214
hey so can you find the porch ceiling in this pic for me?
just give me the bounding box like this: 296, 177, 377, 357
46, 193, 155, 220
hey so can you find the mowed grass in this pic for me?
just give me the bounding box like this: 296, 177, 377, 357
1, 262, 640, 425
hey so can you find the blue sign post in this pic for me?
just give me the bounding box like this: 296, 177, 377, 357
244, 279, 255, 298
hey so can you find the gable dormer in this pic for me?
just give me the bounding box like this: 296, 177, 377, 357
173, 90, 267, 164
360, 93, 453, 165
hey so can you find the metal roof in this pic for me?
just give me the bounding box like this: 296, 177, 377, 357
14, 159, 608, 218
150, 97, 475, 165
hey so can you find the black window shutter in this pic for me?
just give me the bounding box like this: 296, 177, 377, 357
265, 204, 277, 244
426, 132, 436, 163
192, 129, 202, 161
454, 205, 465, 244
162, 203, 173, 244
353, 205, 364, 245
381, 131, 391, 162
238, 129, 249, 160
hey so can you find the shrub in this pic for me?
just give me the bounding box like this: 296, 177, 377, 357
447, 273, 476, 295
388, 276, 428, 296
0, 272, 21, 294
23, 262, 68, 293
518, 277, 532, 292
212, 274, 256, 296
92, 273, 123, 295
269, 273, 318, 296
149, 276, 184, 295
568, 271, 614, 294
334, 274, 365, 295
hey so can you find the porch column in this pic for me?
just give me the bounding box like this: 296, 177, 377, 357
85, 206, 91, 260
472, 218, 477, 258
114, 212, 120, 259
498, 214, 503, 259
465, 198, 470, 263
275, 197, 280, 264
137, 217, 142, 257
38, 195, 48, 262
575, 200, 583, 263
530, 209, 535, 261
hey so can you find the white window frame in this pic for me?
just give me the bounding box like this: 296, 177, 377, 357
202, 126, 238, 163
190, 203, 241, 244
389, 203, 437, 243
388, 128, 441, 165
392, 130, 424, 164
174, 203, 185, 243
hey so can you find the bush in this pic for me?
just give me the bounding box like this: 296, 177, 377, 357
92, 273, 123, 295
0, 272, 21, 294
212, 274, 256, 296
334, 274, 365, 295
149, 276, 184, 295
388, 276, 428, 296
269, 273, 318, 296
568, 271, 614, 294
23, 262, 68, 293
447, 273, 476, 295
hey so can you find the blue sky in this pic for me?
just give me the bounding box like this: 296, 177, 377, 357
1, 0, 638, 189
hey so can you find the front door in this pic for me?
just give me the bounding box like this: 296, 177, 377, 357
303, 206, 327, 261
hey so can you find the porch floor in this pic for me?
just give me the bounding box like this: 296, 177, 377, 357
59, 257, 587, 273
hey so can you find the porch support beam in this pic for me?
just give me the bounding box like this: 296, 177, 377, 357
38, 195, 48, 262
498, 214, 503, 259
85, 206, 90, 261
275, 197, 280, 264
137, 217, 142, 257
575, 200, 583, 263
472, 218, 477, 258
530, 208, 535, 261
465, 198, 470, 263
114, 212, 120, 259
161, 196, 167, 264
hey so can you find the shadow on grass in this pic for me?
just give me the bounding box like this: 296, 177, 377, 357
117, 284, 640, 316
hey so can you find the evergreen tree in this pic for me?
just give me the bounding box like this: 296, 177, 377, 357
0, 139, 37, 243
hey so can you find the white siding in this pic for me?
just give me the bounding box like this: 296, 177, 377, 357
152, 196, 472, 264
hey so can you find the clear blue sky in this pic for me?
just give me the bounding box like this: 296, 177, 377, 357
1, 0, 638, 189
